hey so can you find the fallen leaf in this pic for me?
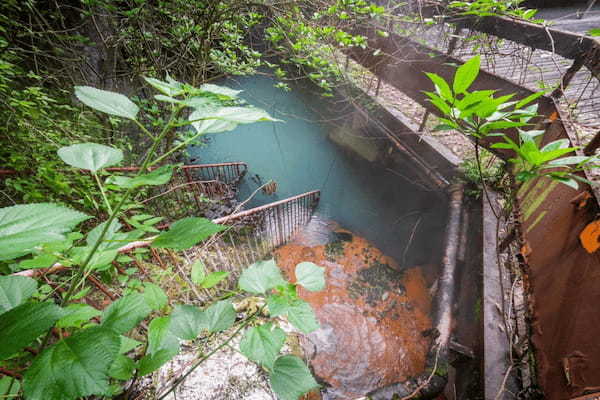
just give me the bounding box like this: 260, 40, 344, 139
580, 220, 600, 253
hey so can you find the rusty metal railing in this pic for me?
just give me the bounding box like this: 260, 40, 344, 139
16, 190, 321, 300
106, 163, 248, 224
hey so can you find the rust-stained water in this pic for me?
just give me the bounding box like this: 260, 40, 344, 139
274, 222, 433, 399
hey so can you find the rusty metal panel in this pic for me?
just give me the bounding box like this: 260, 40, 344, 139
345, 20, 600, 399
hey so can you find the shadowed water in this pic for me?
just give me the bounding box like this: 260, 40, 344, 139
188, 74, 447, 267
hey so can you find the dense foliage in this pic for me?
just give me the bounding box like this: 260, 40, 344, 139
0, 80, 325, 400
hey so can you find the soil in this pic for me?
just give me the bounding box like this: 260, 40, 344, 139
274, 228, 432, 399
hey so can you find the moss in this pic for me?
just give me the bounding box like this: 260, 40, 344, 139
346, 260, 405, 307
324, 231, 353, 261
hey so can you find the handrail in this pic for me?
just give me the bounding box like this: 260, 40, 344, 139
15, 190, 321, 278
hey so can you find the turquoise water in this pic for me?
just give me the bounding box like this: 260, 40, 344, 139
188, 75, 447, 267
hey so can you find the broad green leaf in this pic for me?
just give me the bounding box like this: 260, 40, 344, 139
267, 296, 319, 334
143, 282, 168, 310
119, 335, 142, 354
191, 259, 206, 285
0, 203, 89, 261
109, 354, 136, 380
101, 293, 152, 334
269, 355, 319, 400
183, 96, 215, 109
18, 253, 57, 270
58, 143, 123, 172
266, 294, 290, 317
425, 72, 452, 100
453, 55, 480, 94
86, 219, 122, 250
152, 217, 226, 250
148, 316, 179, 356
23, 326, 120, 400
200, 83, 242, 98
201, 271, 230, 289
138, 348, 178, 376
239, 259, 287, 294
189, 108, 238, 134
169, 304, 206, 340
0, 275, 37, 313
295, 262, 325, 292
56, 303, 101, 328
189, 106, 280, 135
0, 302, 64, 360
144, 77, 184, 97
286, 300, 320, 334
108, 164, 175, 189
204, 300, 236, 333
240, 323, 286, 369
75, 86, 139, 120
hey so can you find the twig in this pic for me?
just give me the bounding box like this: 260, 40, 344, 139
401, 345, 441, 400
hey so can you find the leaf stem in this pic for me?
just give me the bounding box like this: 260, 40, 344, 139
157, 307, 262, 400
92, 172, 112, 214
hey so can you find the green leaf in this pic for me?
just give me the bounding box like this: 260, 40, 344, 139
152, 217, 226, 250
269, 355, 319, 400
138, 348, 178, 376
189, 106, 280, 135
516, 91, 545, 109
204, 300, 236, 333
0, 275, 37, 313
108, 164, 175, 189
58, 143, 123, 172
56, 303, 101, 328
143, 282, 168, 310
169, 304, 206, 340
75, 86, 139, 120
0, 203, 89, 261
101, 293, 152, 334
189, 109, 238, 134
548, 156, 590, 166
587, 28, 600, 36
119, 335, 142, 354
200, 83, 242, 98
201, 271, 230, 289
286, 300, 320, 334
453, 55, 480, 94
540, 139, 570, 153
144, 77, 184, 97
240, 323, 286, 370
0, 376, 20, 397
191, 259, 206, 285
148, 316, 179, 356
18, 253, 58, 270
267, 296, 319, 334
23, 326, 120, 400
295, 262, 325, 292
425, 72, 452, 100
423, 91, 451, 115
239, 259, 287, 294
0, 302, 64, 360
109, 354, 136, 380
539, 147, 577, 164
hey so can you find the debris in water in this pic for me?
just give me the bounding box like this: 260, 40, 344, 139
275, 227, 433, 399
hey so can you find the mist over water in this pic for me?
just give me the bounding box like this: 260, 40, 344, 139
188, 74, 447, 267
